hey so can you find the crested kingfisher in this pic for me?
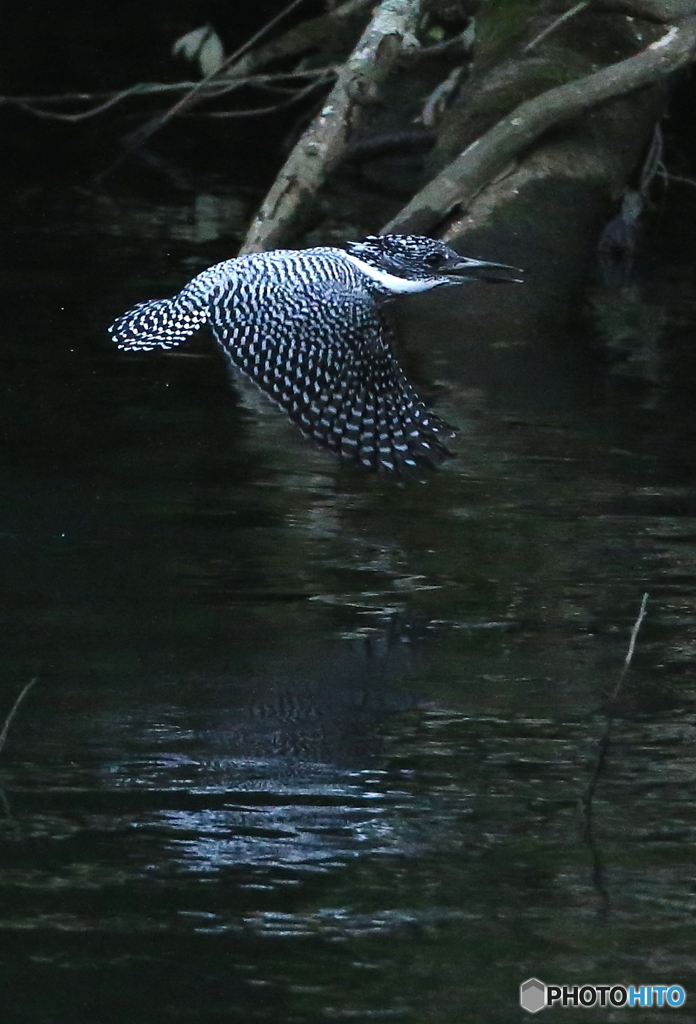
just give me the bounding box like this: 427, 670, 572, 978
110, 234, 521, 474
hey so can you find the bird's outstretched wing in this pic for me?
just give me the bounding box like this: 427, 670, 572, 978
209, 278, 454, 474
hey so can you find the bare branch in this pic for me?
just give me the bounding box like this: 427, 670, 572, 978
384, 17, 696, 236
404, 34, 472, 61
241, 0, 424, 254
663, 170, 696, 188
198, 73, 335, 118
125, 0, 311, 150
228, 0, 375, 78
523, 2, 591, 54
16, 87, 147, 122
0, 71, 334, 123
418, 67, 464, 128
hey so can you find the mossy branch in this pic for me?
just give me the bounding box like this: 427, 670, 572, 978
383, 17, 696, 235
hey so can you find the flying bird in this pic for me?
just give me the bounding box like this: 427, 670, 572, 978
110, 234, 521, 473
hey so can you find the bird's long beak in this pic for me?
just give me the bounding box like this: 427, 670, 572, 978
440, 255, 524, 284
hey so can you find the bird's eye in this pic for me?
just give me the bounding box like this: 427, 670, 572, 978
425, 252, 445, 267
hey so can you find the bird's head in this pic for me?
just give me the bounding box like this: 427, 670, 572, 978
344, 234, 523, 291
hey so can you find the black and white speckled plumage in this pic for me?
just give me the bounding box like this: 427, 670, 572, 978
110, 235, 519, 473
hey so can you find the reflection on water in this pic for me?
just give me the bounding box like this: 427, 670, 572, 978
2, 190, 696, 1022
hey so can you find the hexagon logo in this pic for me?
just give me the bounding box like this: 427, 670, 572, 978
520, 978, 546, 1013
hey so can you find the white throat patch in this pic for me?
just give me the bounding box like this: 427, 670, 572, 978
343, 253, 446, 293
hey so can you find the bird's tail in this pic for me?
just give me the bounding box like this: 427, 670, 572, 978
109, 293, 209, 351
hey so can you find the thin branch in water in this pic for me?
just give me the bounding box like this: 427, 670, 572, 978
581, 592, 649, 846
0, 786, 11, 819
523, 1, 591, 54
0, 678, 38, 756
609, 590, 649, 706
579, 593, 649, 920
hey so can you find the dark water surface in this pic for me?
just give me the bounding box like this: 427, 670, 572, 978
2, 192, 696, 1022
